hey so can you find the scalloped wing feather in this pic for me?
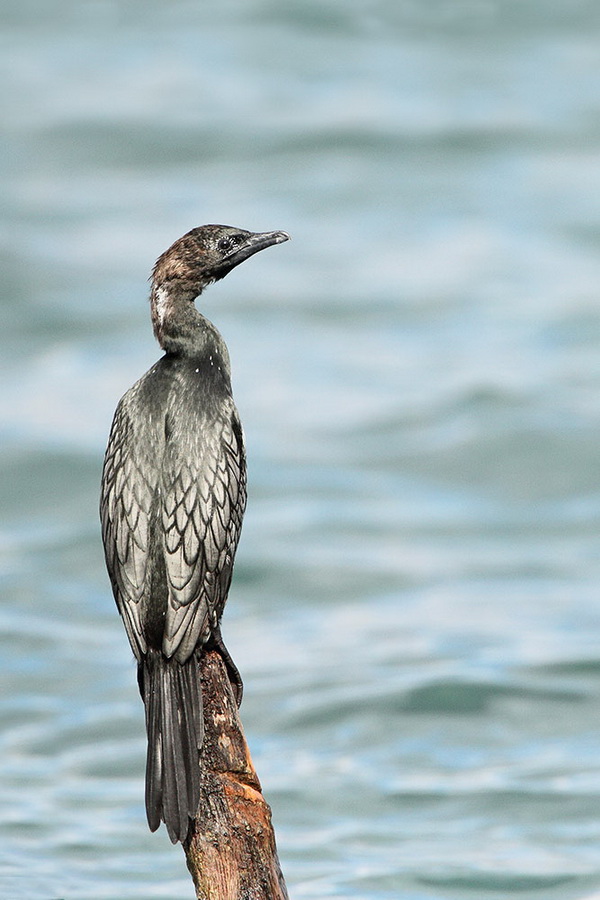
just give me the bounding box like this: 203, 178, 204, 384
162, 407, 246, 662
101, 400, 156, 659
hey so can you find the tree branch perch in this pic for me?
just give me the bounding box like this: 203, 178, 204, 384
184, 650, 288, 900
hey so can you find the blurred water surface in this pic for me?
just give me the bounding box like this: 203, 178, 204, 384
3, 1, 600, 898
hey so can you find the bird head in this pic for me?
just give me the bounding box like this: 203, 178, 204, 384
151, 225, 290, 301
150, 224, 290, 351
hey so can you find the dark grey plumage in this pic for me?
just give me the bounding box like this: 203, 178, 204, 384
100, 225, 289, 843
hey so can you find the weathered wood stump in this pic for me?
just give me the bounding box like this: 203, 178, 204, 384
184, 650, 289, 900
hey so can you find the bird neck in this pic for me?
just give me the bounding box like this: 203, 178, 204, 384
150, 281, 229, 366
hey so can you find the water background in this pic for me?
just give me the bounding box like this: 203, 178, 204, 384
3, 2, 600, 898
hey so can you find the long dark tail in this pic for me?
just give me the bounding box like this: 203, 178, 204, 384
138, 649, 203, 844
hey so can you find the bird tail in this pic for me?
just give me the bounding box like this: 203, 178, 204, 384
138, 649, 203, 843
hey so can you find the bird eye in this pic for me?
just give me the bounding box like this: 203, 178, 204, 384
217, 236, 237, 252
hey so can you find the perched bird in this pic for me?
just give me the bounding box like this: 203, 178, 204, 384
100, 224, 290, 843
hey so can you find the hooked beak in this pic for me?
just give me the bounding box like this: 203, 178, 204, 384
220, 230, 291, 273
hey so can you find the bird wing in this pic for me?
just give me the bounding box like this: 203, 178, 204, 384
161, 401, 247, 663
100, 397, 156, 660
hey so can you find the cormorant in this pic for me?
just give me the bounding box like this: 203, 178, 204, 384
100, 224, 290, 843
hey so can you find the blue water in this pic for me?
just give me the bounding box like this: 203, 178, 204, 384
3, 2, 600, 898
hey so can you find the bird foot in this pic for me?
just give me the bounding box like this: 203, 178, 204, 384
207, 628, 244, 707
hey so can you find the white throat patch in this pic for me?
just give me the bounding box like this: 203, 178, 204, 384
154, 285, 170, 326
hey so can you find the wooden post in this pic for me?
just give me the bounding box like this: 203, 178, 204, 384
184, 650, 289, 900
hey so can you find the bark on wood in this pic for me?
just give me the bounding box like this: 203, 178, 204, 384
184, 650, 289, 900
